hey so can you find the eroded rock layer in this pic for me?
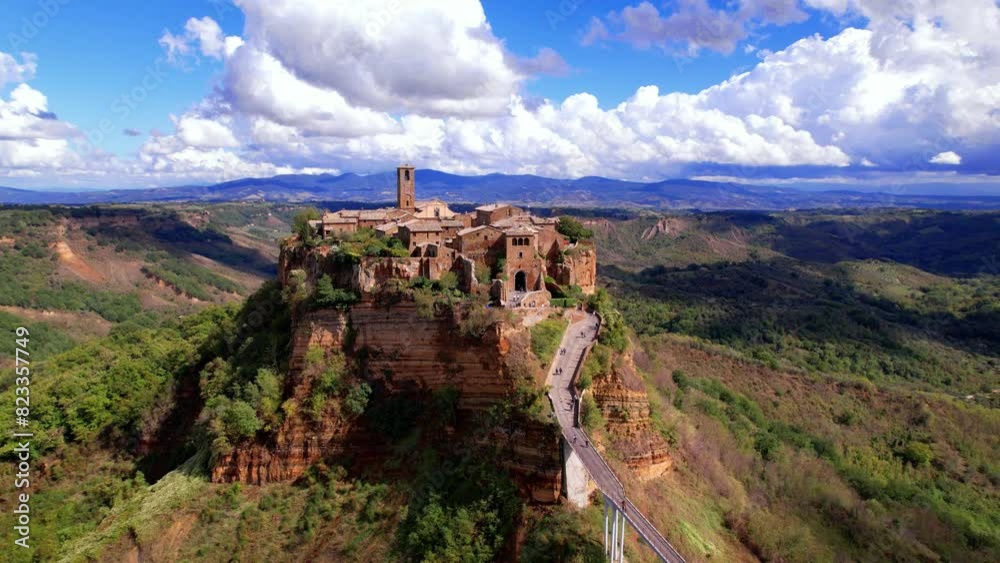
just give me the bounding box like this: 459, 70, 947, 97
591, 350, 673, 480
212, 301, 563, 501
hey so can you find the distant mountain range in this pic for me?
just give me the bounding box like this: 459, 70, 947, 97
2, 169, 999, 210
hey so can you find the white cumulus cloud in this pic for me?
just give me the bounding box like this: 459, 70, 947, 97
930, 151, 962, 165
233, 0, 522, 117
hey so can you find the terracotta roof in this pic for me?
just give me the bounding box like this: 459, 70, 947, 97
475, 203, 510, 212
490, 216, 532, 228
416, 198, 448, 206
504, 226, 538, 236
358, 209, 389, 220
530, 216, 558, 225
439, 220, 465, 228
324, 216, 358, 224
458, 225, 503, 237
401, 221, 443, 233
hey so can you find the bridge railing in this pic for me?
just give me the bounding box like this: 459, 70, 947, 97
568, 312, 686, 563
623, 499, 685, 563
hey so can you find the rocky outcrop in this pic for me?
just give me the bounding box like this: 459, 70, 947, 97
553, 242, 597, 294
591, 350, 672, 480
279, 243, 455, 294
212, 300, 564, 501
640, 216, 692, 240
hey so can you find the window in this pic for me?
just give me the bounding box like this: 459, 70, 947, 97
518, 252, 523, 258
404, 169, 410, 181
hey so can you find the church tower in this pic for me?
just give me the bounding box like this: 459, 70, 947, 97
397, 164, 415, 211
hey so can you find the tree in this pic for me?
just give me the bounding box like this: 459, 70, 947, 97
292, 207, 321, 243
221, 400, 262, 441
312, 274, 358, 309
556, 216, 594, 242
344, 382, 372, 416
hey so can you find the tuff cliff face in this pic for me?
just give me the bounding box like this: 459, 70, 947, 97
212, 297, 563, 501
591, 349, 672, 480
553, 243, 598, 294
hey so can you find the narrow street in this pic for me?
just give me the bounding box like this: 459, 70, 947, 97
547, 313, 687, 563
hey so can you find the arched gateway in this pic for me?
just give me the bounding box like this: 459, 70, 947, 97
514, 271, 527, 292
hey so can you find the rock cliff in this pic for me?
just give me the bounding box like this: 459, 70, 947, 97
212, 299, 564, 501
591, 349, 672, 480
553, 243, 598, 294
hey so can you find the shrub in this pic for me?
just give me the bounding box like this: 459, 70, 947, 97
587, 289, 628, 352
293, 207, 321, 246
344, 382, 372, 416
581, 393, 604, 431
900, 441, 934, 467
413, 287, 437, 319
436, 271, 458, 292
221, 400, 262, 441
755, 431, 784, 462
475, 263, 492, 284
672, 369, 690, 391
530, 319, 567, 364
458, 306, 508, 338
312, 275, 359, 310
556, 216, 594, 242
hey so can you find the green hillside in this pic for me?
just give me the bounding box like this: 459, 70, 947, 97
0, 205, 996, 562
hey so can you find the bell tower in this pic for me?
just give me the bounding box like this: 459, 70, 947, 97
397, 164, 415, 211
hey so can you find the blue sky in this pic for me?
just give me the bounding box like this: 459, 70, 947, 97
1, 1, 998, 191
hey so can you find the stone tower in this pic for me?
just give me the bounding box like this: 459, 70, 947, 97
397, 164, 415, 211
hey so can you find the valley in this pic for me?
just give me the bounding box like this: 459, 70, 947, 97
0, 203, 995, 562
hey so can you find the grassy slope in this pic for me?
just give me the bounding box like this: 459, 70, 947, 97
0, 273, 594, 562
588, 209, 999, 562
0, 205, 284, 344
2, 206, 995, 562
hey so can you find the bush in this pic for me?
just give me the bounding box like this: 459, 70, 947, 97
344, 382, 372, 416
458, 306, 508, 338
530, 319, 567, 364
437, 271, 458, 292
396, 455, 520, 563
293, 207, 321, 245
900, 441, 934, 467
581, 394, 604, 431
475, 263, 492, 284
587, 289, 628, 352
672, 369, 690, 391
312, 275, 359, 310
220, 399, 262, 441
330, 228, 409, 260
556, 216, 594, 242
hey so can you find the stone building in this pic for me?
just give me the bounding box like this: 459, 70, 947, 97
312, 165, 596, 307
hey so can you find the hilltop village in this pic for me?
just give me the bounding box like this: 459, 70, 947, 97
302, 165, 597, 306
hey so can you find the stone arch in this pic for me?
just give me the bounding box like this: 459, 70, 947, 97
514, 270, 527, 292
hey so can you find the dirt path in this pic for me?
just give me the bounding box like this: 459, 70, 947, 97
52, 240, 106, 283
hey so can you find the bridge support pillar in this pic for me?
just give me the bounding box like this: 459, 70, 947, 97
603, 494, 628, 562
562, 438, 594, 508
